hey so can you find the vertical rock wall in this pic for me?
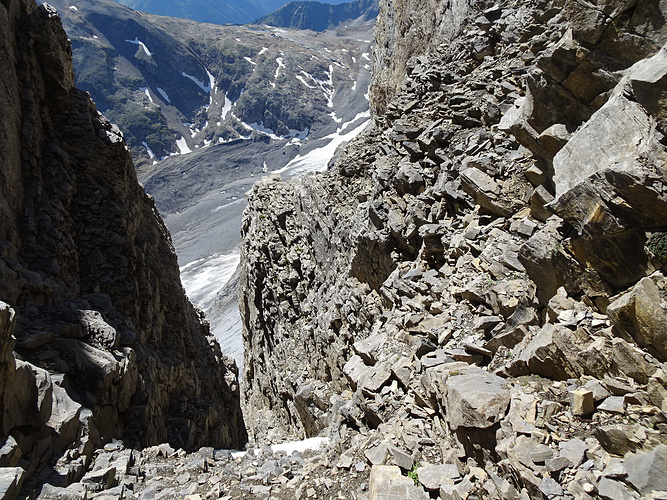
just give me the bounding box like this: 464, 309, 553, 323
0, 0, 245, 485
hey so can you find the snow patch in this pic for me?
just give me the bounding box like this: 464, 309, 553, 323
244, 56, 256, 66
272, 56, 285, 88
221, 93, 233, 120
141, 141, 155, 159
125, 37, 152, 57
156, 87, 171, 103
182, 72, 211, 93
68, 5, 78, 11
361, 52, 371, 61
176, 137, 191, 154
258, 47, 268, 55
139, 87, 153, 103
296, 74, 315, 89
180, 251, 240, 312
273, 111, 370, 176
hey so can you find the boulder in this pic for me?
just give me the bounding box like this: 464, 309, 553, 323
552, 47, 667, 237
594, 425, 643, 456
460, 168, 515, 217
445, 367, 510, 430
394, 160, 425, 195
597, 478, 636, 500
513, 324, 581, 380
46, 384, 83, 454
607, 274, 667, 362
569, 389, 594, 416
518, 217, 608, 306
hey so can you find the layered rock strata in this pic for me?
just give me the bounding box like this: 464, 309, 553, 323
241, 0, 667, 497
0, 0, 245, 491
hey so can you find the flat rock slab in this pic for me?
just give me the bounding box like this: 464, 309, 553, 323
418, 464, 460, 491
368, 465, 429, 500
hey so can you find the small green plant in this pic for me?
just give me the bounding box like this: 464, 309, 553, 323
407, 463, 419, 485
648, 232, 667, 261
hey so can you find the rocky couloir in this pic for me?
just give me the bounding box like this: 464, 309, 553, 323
239, 0, 667, 498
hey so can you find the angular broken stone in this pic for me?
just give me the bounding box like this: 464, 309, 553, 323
417, 464, 461, 491
597, 478, 635, 500
445, 367, 510, 430
624, 444, 667, 495
558, 439, 587, 468
594, 425, 642, 456
569, 389, 594, 416
514, 323, 581, 380
597, 396, 625, 414
607, 274, 667, 362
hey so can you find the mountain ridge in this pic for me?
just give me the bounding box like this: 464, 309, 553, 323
113, 0, 354, 26
255, 0, 379, 31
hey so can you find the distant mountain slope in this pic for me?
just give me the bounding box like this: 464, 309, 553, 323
48, 0, 373, 170
256, 0, 379, 31
113, 0, 353, 25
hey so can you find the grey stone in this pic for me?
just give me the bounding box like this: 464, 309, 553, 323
387, 445, 413, 471
417, 464, 460, 491
624, 444, 667, 495
37, 483, 87, 500
594, 425, 642, 456
539, 477, 563, 498
365, 443, 389, 465
552, 47, 667, 237
354, 333, 387, 365
394, 161, 426, 195
445, 367, 510, 430
597, 396, 625, 414
597, 478, 636, 500
82, 466, 116, 492
515, 324, 581, 380
558, 439, 587, 468
607, 275, 667, 362
420, 349, 453, 369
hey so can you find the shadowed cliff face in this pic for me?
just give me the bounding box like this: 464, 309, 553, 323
0, 0, 245, 484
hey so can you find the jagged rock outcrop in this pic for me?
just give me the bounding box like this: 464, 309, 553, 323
241, 0, 667, 498
0, 0, 245, 493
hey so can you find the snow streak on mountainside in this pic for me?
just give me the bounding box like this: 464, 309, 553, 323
51, 0, 373, 168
